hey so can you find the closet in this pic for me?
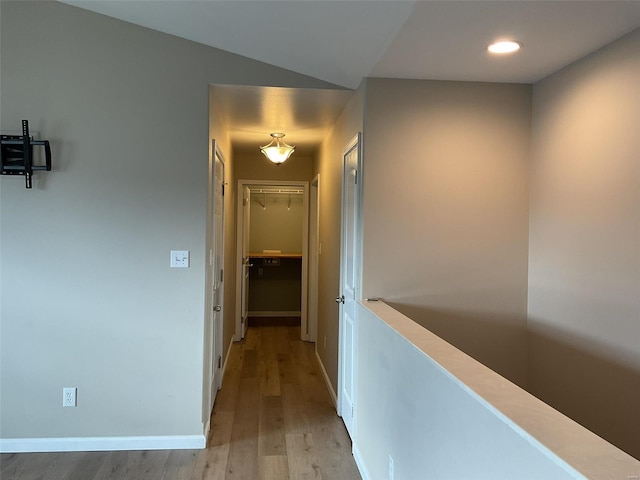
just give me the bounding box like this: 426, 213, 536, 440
247, 186, 304, 322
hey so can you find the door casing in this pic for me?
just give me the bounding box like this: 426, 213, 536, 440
235, 179, 311, 341
308, 175, 320, 343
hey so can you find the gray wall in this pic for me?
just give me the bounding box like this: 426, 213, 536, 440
528, 28, 640, 459
0, 0, 335, 441
362, 78, 532, 387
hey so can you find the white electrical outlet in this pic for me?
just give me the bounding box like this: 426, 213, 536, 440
63, 387, 77, 407
389, 455, 394, 480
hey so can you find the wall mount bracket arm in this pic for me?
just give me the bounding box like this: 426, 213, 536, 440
1, 120, 52, 189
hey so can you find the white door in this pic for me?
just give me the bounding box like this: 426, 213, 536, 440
205, 141, 225, 418
338, 133, 361, 439
240, 185, 251, 339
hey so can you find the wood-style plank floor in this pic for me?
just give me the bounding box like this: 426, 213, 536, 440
0, 325, 361, 480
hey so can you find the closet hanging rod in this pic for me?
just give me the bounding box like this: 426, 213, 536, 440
249, 188, 304, 195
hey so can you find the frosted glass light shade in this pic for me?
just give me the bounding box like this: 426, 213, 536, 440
260, 133, 295, 164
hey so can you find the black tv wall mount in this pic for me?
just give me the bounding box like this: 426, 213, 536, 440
1, 120, 52, 189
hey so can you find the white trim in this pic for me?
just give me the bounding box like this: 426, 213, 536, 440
0, 435, 206, 453
300, 183, 310, 341
248, 310, 302, 318
353, 445, 371, 480
315, 349, 337, 408
235, 183, 248, 341
235, 179, 310, 342
308, 174, 320, 342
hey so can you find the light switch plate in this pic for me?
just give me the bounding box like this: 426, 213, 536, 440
170, 250, 189, 268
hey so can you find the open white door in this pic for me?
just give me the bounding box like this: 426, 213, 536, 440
337, 133, 361, 440
205, 141, 225, 421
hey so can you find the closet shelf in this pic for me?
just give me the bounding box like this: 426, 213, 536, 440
249, 253, 302, 259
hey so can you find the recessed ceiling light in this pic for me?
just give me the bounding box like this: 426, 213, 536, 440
487, 40, 522, 54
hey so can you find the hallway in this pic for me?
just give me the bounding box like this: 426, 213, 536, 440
0, 325, 361, 480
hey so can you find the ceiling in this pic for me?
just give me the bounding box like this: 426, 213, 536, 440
211, 85, 353, 156
61, 0, 640, 155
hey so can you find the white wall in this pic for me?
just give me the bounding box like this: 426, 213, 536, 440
361, 78, 532, 387
355, 302, 593, 480
0, 0, 337, 447
528, 28, 640, 459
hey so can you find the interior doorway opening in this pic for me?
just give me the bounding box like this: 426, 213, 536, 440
235, 179, 312, 342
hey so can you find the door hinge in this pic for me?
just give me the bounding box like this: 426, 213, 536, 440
354, 170, 358, 185
217, 356, 222, 369
222, 184, 225, 196
351, 405, 354, 417
220, 269, 224, 283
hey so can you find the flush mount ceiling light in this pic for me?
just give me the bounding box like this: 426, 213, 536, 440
260, 133, 295, 165
487, 40, 522, 54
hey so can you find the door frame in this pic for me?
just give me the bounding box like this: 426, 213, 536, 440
238, 184, 251, 340
203, 140, 225, 429
337, 132, 363, 437
235, 179, 310, 341
308, 174, 320, 343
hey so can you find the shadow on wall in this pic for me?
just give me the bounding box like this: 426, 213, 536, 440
528, 322, 640, 461
386, 303, 528, 389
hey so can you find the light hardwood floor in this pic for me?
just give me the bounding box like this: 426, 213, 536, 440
0, 325, 361, 480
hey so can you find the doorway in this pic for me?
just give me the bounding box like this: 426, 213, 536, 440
235, 179, 311, 341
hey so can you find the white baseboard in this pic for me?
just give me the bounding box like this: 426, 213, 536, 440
353, 445, 371, 480
315, 350, 337, 407
0, 434, 206, 453
248, 311, 301, 317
